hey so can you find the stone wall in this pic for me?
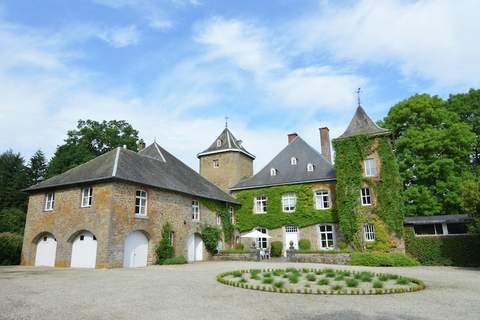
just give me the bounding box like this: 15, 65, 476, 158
288, 252, 352, 265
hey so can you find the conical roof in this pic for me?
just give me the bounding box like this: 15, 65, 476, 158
197, 127, 255, 159
337, 106, 390, 139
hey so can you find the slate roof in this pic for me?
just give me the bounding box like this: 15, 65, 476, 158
337, 106, 390, 139
25, 143, 238, 204
404, 214, 473, 225
231, 136, 335, 190
197, 128, 255, 160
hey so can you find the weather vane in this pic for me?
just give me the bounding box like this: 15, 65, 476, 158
357, 88, 361, 107
225, 116, 229, 128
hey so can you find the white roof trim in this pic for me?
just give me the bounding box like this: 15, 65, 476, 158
197, 148, 256, 159
112, 147, 121, 176
230, 178, 336, 191
154, 143, 167, 162
226, 130, 232, 148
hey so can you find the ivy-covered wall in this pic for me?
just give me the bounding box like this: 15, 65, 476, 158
233, 182, 337, 232
199, 199, 235, 242
332, 135, 404, 249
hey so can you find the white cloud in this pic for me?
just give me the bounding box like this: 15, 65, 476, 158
98, 25, 140, 47
294, 0, 480, 88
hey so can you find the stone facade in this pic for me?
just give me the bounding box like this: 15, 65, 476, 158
199, 151, 253, 192
22, 181, 225, 268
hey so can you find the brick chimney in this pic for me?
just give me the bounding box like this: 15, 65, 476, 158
319, 127, 332, 162
288, 133, 298, 144
138, 141, 146, 151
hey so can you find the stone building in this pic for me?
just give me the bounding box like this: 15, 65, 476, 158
22, 142, 237, 268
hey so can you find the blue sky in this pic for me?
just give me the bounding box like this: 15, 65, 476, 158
1, 0, 479, 171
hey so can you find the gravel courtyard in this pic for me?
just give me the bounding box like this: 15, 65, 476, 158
0, 261, 479, 320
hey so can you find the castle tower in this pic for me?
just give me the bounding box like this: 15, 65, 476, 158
197, 127, 255, 193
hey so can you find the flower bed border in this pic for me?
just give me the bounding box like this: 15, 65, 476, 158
216, 268, 425, 295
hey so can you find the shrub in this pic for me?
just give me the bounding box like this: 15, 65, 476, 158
396, 278, 410, 285
338, 241, 348, 250
288, 274, 299, 284
234, 243, 244, 251
155, 223, 174, 264
0, 208, 25, 234
326, 271, 336, 278
379, 274, 389, 282
162, 256, 187, 265
331, 285, 343, 291
334, 275, 345, 281
270, 241, 283, 257
200, 225, 221, 253
318, 278, 329, 285
273, 269, 284, 276
373, 281, 384, 288
232, 271, 242, 277
346, 279, 359, 287
306, 274, 316, 282
0, 232, 22, 265
274, 281, 284, 289
405, 227, 480, 267
351, 252, 419, 267
298, 239, 311, 251
262, 277, 273, 284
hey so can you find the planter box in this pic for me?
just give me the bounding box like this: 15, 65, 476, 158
289, 252, 352, 265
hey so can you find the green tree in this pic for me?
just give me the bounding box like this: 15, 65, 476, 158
0, 208, 26, 234
460, 178, 480, 233
47, 120, 142, 177
382, 94, 476, 216
28, 150, 47, 184
0, 150, 30, 212
155, 223, 174, 264
446, 89, 480, 176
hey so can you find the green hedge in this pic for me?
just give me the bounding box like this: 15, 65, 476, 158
405, 227, 480, 266
0, 232, 23, 265
351, 252, 419, 267
270, 241, 283, 257
162, 256, 187, 265
298, 239, 311, 251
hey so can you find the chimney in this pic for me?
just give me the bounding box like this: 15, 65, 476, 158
319, 127, 332, 162
138, 141, 146, 151
288, 133, 298, 144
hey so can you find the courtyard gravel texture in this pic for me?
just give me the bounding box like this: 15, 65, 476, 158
0, 261, 479, 320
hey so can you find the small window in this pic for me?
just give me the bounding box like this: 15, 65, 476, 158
446, 223, 468, 235
216, 213, 221, 225
254, 196, 267, 214
80, 235, 85, 241
213, 159, 220, 168
364, 158, 377, 177
216, 139, 222, 147
361, 187, 372, 206
363, 224, 375, 241
81, 187, 93, 208
192, 200, 200, 221
307, 163, 314, 172
413, 224, 443, 235
285, 225, 298, 233
135, 190, 148, 216
319, 224, 335, 249
169, 231, 175, 246
315, 190, 330, 209
290, 157, 297, 165
43, 236, 47, 241
229, 206, 235, 224
256, 228, 268, 249
44, 192, 55, 211
282, 192, 297, 212
270, 168, 277, 176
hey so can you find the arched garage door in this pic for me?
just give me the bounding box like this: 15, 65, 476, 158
187, 233, 203, 262
71, 231, 97, 268
35, 234, 57, 267
123, 231, 148, 268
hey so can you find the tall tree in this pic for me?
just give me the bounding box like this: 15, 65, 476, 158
382, 94, 476, 216
28, 150, 47, 184
446, 89, 480, 176
0, 150, 30, 212
47, 120, 142, 177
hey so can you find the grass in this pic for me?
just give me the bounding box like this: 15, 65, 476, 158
317, 278, 330, 285
306, 274, 317, 282
262, 277, 274, 284
334, 275, 345, 281
326, 271, 336, 278
232, 271, 242, 278
161, 256, 187, 265
273, 270, 284, 277
263, 272, 272, 278
345, 279, 359, 287
288, 274, 299, 284
373, 281, 384, 288
331, 285, 343, 291
379, 274, 389, 282
396, 278, 410, 285
274, 281, 284, 289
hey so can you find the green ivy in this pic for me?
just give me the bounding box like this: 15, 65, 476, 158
200, 225, 221, 253
199, 199, 235, 242
333, 135, 404, 248
234, 183, 337, 232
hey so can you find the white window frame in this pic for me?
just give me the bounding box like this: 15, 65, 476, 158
361, 187, 372, 206
364, 158, 377, 177
319, 224, 335, 250
254, 195, 267, 214
216, 213, 221, 225
290, 157, 297, 165
364, 224, 375, 241
213, 159, 220, 168
192, 200, 200, 221
270, 168, 277, 176
229, 206, 235, 224
135, 190, 148, 216
256, 228, 268, 249
44, 192, 55, 211
314, 190, 330, 209
307, 163, 314, 172
81, 187, 93, 208
169, 231, 175, 246
282, 192, 297, 213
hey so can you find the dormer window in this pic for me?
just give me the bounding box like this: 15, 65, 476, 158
307, 163, 314, 172
216, 139, 222, 147
290, 157, 297, 165
270, 168, 277, 176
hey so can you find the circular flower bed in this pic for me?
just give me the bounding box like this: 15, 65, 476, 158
217, 268, 425, 295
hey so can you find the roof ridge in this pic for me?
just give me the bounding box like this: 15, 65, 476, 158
112, 147, 121, 176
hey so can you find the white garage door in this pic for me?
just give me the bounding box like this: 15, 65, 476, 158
123, 231, 148, 268
187, 233, 203, 262
284, 225, 299, 257
35, 234, 57, 267
71, 231, 97, 268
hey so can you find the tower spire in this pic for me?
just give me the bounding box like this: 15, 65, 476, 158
225, 116, 229, 128
356, 88, 361, 107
